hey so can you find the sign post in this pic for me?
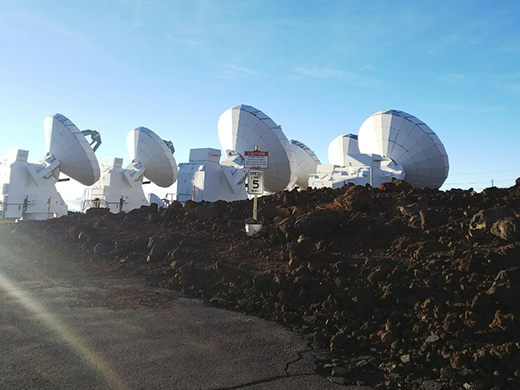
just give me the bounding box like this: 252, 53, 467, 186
247, 170, 264, 220
244, 148, 268, 223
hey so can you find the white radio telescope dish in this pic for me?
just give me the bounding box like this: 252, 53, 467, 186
218, 105, 296, 192
358, 110, 449, 189
44, 114, 101, 186
127, 127, 178, 187
291, 140, 321, 189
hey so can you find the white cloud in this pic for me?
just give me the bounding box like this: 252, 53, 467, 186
491, 72, 520, 94
293, 66, 345, 80
218, 64, 258, 80
418, 102, 504, 113
291, 65, 380, 87
498, 41, 520, 53
0, 22, 29, 40
438, 73, 465, 85
172, 37, 202, 47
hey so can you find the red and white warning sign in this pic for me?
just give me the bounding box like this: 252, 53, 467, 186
244, 150, 269, 169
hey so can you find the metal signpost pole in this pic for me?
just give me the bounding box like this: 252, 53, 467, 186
244, 147, 268, 229
253, 194, 258, 221
253, 145, 258, 222
247, 169, 263, 220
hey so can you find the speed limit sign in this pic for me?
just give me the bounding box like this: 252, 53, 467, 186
247, 170, 264, 195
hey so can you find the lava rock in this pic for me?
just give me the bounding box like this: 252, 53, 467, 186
490, 217, 520, 241
469, 207, 512, 231
420, 209, 449, 230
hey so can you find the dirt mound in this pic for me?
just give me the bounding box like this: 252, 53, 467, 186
4, 179, 520, 389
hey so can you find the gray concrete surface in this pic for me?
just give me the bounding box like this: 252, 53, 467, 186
0, 242, 358, 389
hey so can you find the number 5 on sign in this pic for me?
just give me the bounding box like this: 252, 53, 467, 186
247, 170, 264, 195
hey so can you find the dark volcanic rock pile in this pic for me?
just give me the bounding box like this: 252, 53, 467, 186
4, 179, 520, 389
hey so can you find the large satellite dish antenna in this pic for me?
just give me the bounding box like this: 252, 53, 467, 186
218, 105, 296, 192
357, 110, 449, 189
291, 140, 321, 189
127, 126, 178, 187
44, 114, 101, 185
82, 127, 177, 214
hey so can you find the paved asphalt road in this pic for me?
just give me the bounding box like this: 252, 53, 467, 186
0, 241, 365, 390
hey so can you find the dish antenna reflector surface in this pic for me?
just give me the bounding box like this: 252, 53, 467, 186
44, 114, 100, 185
358, 110, 449, 189
291, 140, 321, 189
218, 105, 296, 192
127, 127, 178, 187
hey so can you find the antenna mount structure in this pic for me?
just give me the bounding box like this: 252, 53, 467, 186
309, 110, 449, 190
0, 113, 101, 220
83, 126, 178, 213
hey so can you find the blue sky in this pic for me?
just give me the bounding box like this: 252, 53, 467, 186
1, 0, 520, 203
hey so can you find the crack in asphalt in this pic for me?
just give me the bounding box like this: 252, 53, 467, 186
209, 346, 322, 390
208, 373, 318, 390
283, 347, 312, 375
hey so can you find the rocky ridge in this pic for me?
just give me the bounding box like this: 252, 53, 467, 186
3, 179, 520, 389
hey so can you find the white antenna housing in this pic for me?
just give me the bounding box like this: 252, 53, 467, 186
83, 127, 178, 213
358, 110, 449, 189
290, 140, 321, 189
0, 114, 101, 220
310, 110, 448, 190
176, 148, 248, 203
218, 105, 297, 192
328, 134, 369, 167
127, 127, 178, 187
44, 114, 100, 186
